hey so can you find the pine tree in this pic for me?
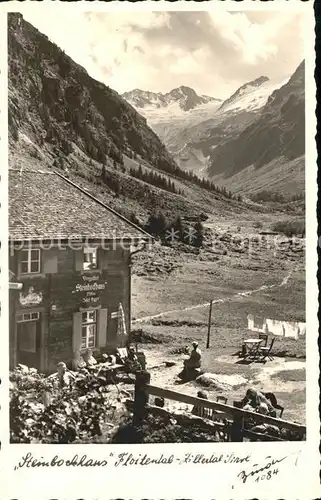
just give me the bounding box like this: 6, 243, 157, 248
194, 222, 204, 248
101, 164, 107, 183
173, 215, 184, 241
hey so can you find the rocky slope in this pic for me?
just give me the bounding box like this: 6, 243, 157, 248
208, 61, 305, 196
8, 14, 181, 177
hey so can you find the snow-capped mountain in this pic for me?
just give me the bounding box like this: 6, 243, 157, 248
123, 86, 221, 113
207, 61, 305, 196
217, 75, 287, 114
122, 70, 303, 197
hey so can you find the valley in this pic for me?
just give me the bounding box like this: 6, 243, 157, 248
124, 68, 305, 199
130, 219, 306, 424
8, 12, 307, 443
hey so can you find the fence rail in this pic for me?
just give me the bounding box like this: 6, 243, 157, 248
132, 371, 306, 442
147, 384, 306, 432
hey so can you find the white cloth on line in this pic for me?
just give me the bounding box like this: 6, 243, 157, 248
247, 314, 266, 333
283, 322, 299, 340
248, 314, 306, 340
247, 314, 254, 331
265, 319, 285, 337
298, 322, 306, 336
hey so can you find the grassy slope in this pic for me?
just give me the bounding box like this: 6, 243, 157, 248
210, 155, 305, 196
130, 228, 305, 423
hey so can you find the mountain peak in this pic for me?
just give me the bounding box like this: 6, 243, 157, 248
174, 85, 196, 94
218, 75, 273, 113
123, 86, 220, 112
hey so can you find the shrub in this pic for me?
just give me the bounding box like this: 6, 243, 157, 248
9, 366, 117, 444
111, 414, 220, 443
271, 219, 305, 237
193, 221, 204, 248
129, 212, 141, 226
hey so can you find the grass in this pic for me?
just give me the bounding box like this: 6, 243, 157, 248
132, 244, 305, 358
271, 368, 306, 382
131, 225, 306, 424
272, 388, 306, 424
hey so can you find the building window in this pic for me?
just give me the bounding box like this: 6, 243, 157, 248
17, 312, 40, 322
83, 247, 97, 271
17, 312, 40, 352
21, 249, 41, 274
81, 310, 97, 349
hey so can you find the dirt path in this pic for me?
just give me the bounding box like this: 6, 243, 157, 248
133, 264, 298, 324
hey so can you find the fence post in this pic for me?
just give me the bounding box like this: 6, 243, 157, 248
133, 370, 151, 426
207, 300, 213, 349
230, 414, 244, 442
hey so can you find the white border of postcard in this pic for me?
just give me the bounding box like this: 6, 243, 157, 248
0, 1, 319, 499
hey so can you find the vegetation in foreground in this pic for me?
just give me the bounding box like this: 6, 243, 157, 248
9, 366, 123, 444
112, 414, 220, 444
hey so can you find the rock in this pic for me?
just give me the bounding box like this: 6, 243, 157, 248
196, 372, 248, 391
164, 361, 176, 367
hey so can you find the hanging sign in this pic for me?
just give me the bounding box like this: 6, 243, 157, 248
19, 286, 43, 307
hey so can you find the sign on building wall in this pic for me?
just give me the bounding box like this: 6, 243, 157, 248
71, 273, 107, 307
19, 286, 43, 307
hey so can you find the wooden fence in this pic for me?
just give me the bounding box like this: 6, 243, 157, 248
132, 371, 306, 442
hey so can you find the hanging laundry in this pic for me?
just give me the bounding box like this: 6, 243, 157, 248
254, 316, 265, 330
298, 322, 306, 337
265, 319, 285, 337
247, 314, 266, 333
283, 322, 299, 340
265, 319, 306, 340
247, 314, 254, 331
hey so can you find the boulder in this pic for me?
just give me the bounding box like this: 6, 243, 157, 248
196, 372, 247, 391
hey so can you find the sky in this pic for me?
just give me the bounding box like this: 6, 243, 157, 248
24, 10, 305, 99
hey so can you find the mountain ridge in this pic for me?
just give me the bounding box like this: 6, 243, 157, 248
123, 86, 221, 112
217, 76, 270, 113
207, 60, 305, 187
123, 64, 304, 197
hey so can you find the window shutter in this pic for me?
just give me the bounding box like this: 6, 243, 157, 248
72, 312, 82, 352
74, 250, 83, 271
98, 308, 108, 348
43, 249, 58, 274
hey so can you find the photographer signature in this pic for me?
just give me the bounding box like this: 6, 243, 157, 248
237, 455, 286, 484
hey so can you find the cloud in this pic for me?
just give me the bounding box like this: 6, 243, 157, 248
23, 10, 304, 99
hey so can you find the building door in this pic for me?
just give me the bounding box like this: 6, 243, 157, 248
16, 312, 41, 369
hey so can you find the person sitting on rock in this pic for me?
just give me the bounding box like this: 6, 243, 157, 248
181, 341, 202, 379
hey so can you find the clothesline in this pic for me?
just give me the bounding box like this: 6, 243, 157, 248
247, 314, 306, 340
